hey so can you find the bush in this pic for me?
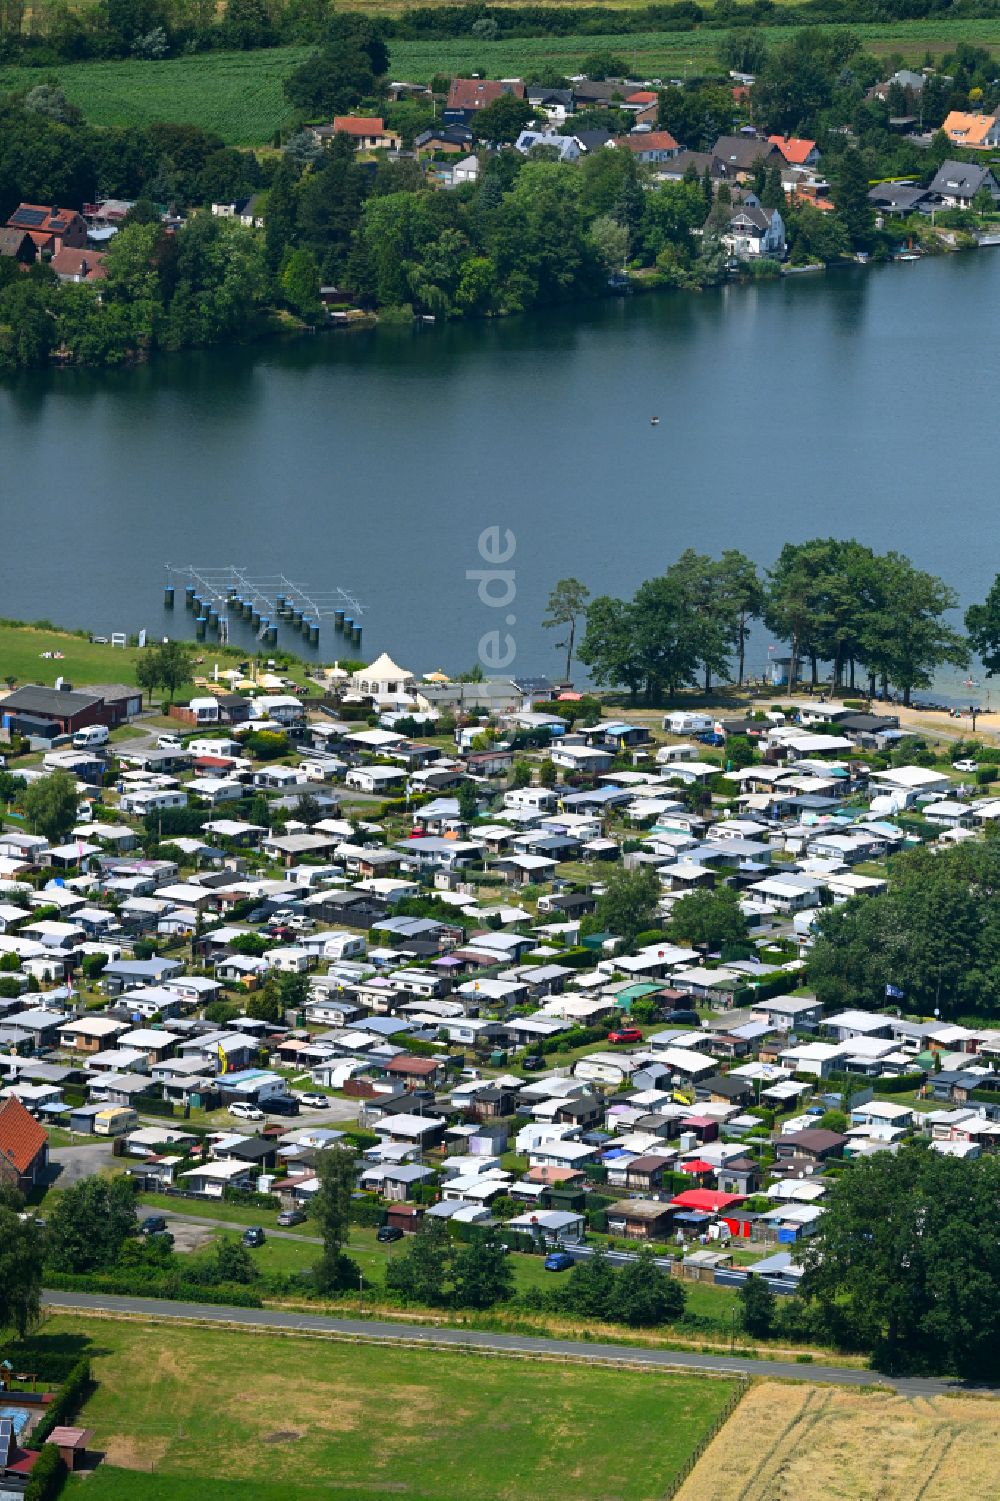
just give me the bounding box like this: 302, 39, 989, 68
866, 1071, 925, 1095
348, 1197, 386, 1228
221, 1186, 281, 1211
25, 1445, 66, 1501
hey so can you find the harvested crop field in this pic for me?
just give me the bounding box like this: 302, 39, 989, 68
674, 1380, 1000, 1501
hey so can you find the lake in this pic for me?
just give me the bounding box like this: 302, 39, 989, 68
2, 250, 997, 691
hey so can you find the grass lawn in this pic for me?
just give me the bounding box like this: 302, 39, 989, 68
52, 1313, 736, 1501
0, 619, 317, 695
0, 622, 144, 689
3, 19, 1000, 144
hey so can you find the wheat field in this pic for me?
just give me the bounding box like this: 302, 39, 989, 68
674, 1381, 1000, 1501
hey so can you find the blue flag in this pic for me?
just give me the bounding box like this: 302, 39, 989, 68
885, 983, 905, 1000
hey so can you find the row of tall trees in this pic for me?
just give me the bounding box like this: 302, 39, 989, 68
571, 539, 984, 705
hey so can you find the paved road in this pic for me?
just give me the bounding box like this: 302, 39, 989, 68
41, 1290, 981, 1397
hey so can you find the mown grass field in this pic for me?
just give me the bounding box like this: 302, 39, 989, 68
3, 18, 1000, 144
673, 1379, 1000, 1501
48, 1313, 736, 1501
0, 618, 314, 692
0, 622, 145, 688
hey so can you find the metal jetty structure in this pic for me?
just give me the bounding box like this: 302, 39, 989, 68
161, 566, 365, 651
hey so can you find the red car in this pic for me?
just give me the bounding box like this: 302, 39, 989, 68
607, 1027, 642, 1045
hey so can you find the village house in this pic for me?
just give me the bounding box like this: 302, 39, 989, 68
311, 117, 402, 151
444, 78, 526, 126
6, 204, 88, 255
0, 1094, 49, 1194
928, 160, 1000, 210
625, 130, 681, 165
940, 111, 1000, 150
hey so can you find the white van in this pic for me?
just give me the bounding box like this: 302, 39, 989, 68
73, 724, 110, 749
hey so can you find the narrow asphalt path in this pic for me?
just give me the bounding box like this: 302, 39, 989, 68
41, 1290, 984, 1398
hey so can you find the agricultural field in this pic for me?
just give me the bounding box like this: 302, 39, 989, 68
3, 18, 1000, 144
674, 1380, 1000, 1501
46, 1313, 737, 1501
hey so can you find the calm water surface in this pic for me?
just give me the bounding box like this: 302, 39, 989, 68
1, 252, 997, 683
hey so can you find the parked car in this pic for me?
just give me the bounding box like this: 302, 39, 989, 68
157, 734, 183, 750
544, 1251, 575, 1272
147, 1230, 174, 1248
140, 1214, 167, 1235
607, 1027, 642, 1045
242, 1227, 266, 1248
953, 759, 979, 773
277, 1209, 306, 1227
666, 1010, 701, 1028
376, 1225, 404, 1243
299, 1093, 330, 1110
696, 731, 725, 747
287, 915, 315, 932
522, 1054, 544, 1072
228, 1101, 265, 1122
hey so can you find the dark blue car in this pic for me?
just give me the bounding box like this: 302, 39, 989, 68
544, 1251, 575, 1272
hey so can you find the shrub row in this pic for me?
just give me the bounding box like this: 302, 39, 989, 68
43, 1270, 264, 1308
25, 1445, 66, 1501
27, 1358, 91, 1450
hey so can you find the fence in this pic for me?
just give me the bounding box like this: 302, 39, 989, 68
659, 1376, 750, 1501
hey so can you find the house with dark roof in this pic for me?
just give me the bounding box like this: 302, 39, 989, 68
706, 194, 786, 260
928, 160, 1000, 210
0, 227, 37, 264
711, 135, 782, 182
0, 685, 109, 738
0, 1095, 49, 1193
414, 126, 474, 155
657, 150, 715, 182
867, 181, 932, 217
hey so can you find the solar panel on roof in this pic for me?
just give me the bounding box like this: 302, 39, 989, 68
12, 207, 46, 226
0, 1417, 13, 1461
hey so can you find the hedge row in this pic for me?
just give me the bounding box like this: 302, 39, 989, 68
25, 1445, 66, 1501
28, 1358, 90, 1450
43, 1270, 263, 1308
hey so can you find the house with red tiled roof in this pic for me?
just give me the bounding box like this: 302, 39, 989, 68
51, 247, 107, 284
768, 135, 820, 167
5, 204, 88, 255
941, 110, 1000, 150
310, 116, 401, 151
444, 78, 526, 124
625, 129, 681, 164
0, 1095, 49, 1194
